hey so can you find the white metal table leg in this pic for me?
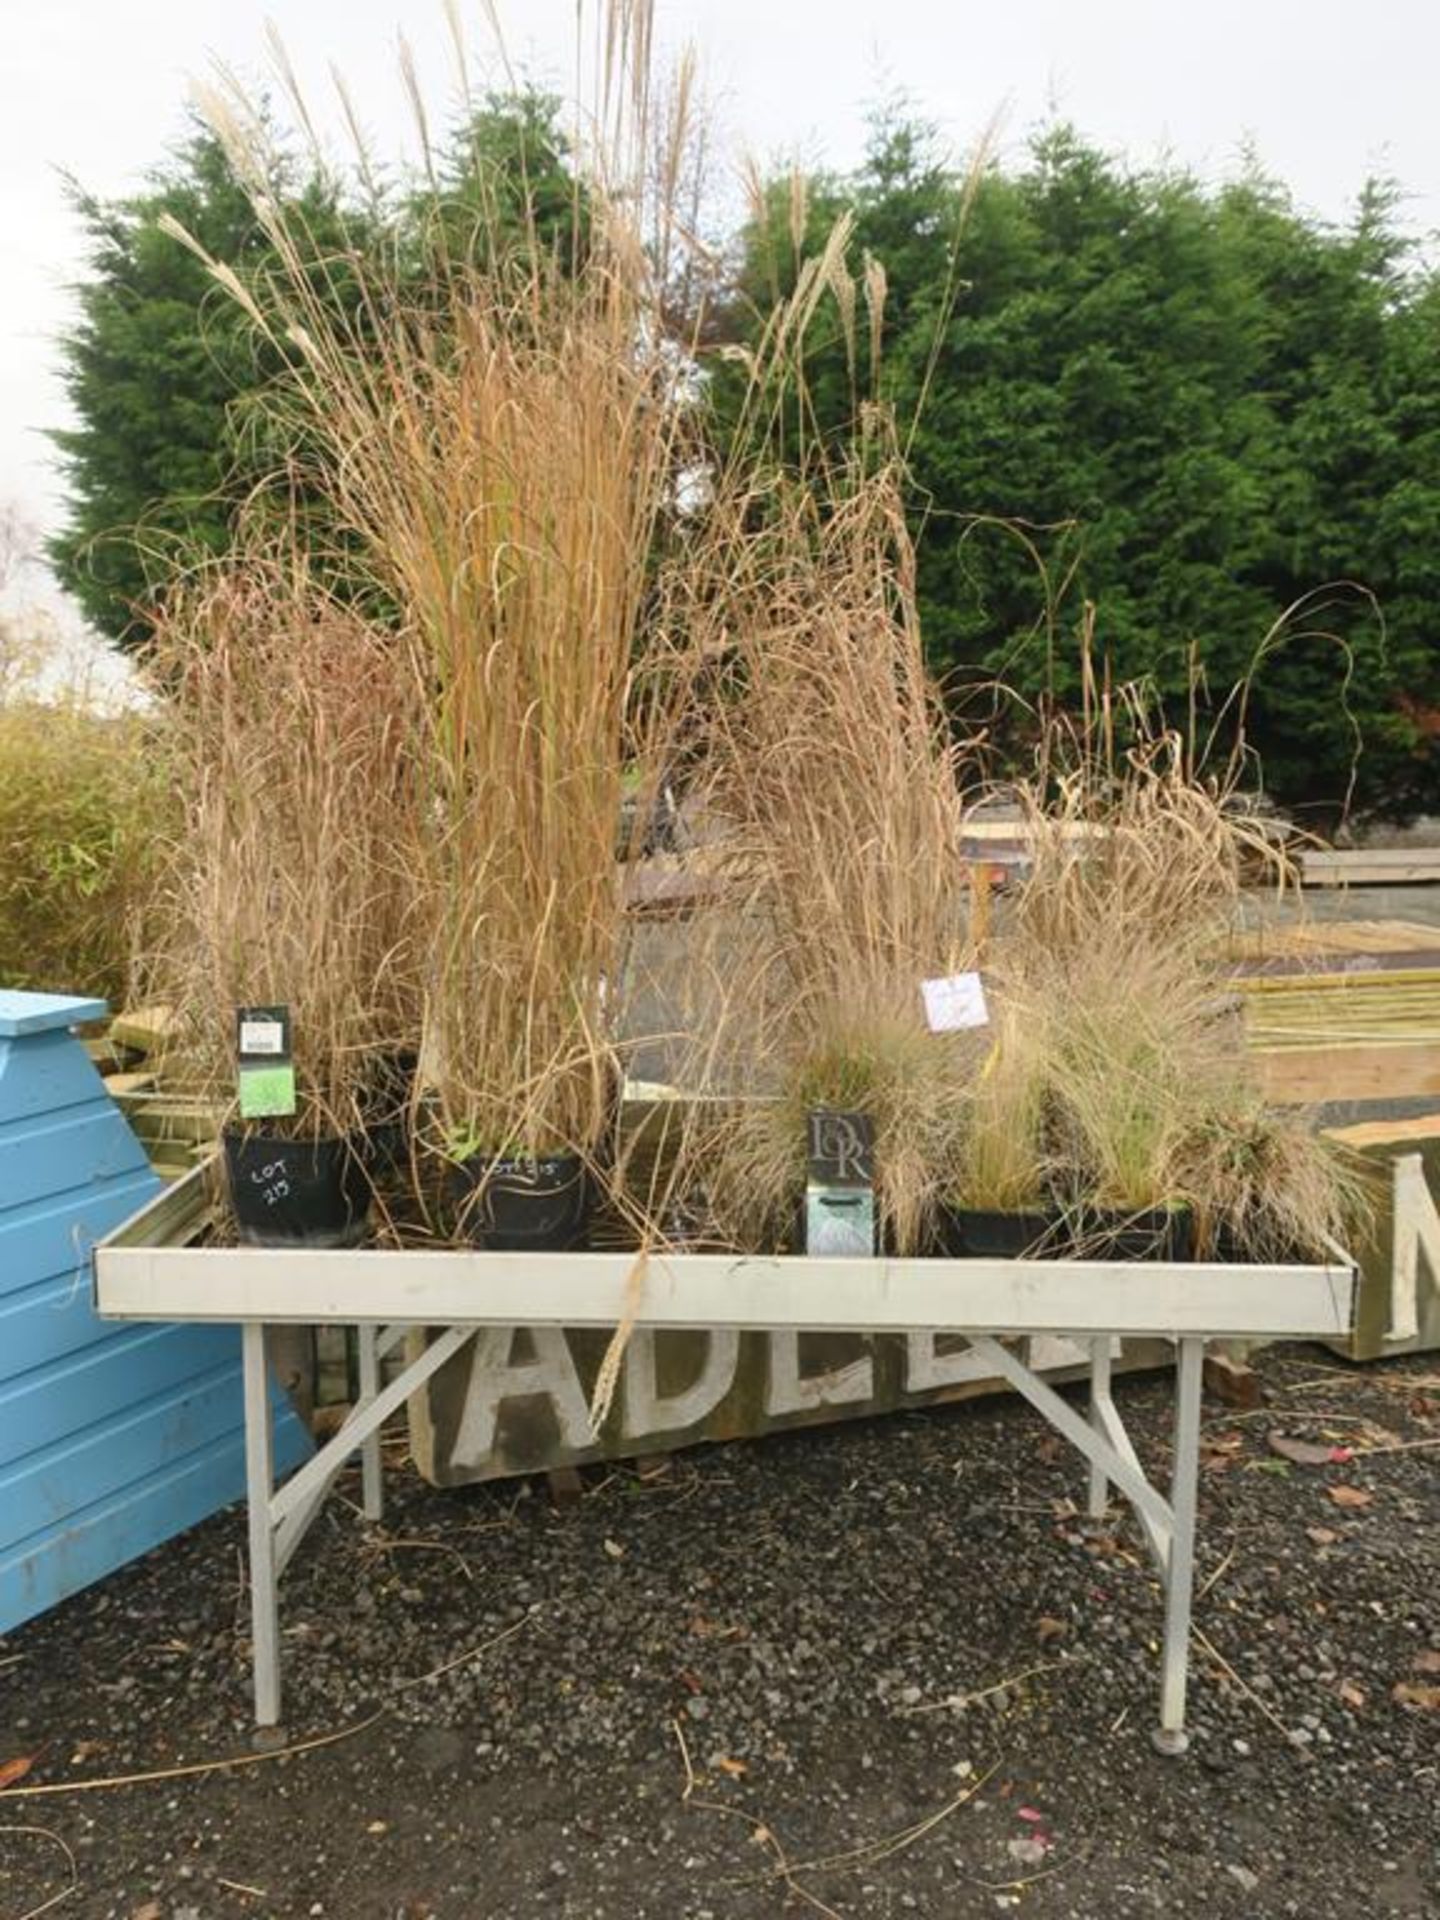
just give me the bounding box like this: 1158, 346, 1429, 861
1154, 1335, 1204, 1755
242, 1321, 282, 1734
357, 1323, 383, 1522
1087, 1337, 1113, 1518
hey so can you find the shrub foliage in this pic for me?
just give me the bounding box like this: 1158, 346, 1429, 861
0, 697, 171, 1004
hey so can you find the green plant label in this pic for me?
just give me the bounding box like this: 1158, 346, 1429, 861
239, 1062, 298, 1120
236, 1003, 295, 1118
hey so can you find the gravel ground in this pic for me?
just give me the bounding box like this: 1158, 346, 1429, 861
3, 1342, 1439, 1920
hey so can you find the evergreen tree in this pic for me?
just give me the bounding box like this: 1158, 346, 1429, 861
721, 117, 1440, 816
50, 125, 352, 646
51, 95, 583, 650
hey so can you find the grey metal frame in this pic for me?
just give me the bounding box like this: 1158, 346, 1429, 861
238, 1316, 1208, 1752
95, 1166, 1357, 1758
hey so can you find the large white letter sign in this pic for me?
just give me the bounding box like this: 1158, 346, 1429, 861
766, 1331, 874, 1415
624, 1328, 741, 1435
450, 1325, 594, 1468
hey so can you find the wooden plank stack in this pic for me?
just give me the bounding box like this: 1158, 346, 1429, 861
1231, 917, 1440, 963
1235, 921, 1440, 1106
1300, 846, 1440, 887
92, 1006, 220, 1180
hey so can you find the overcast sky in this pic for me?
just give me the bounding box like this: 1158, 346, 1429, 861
2, 0, 1436, 571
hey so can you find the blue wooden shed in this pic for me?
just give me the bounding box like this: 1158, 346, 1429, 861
0, 991, 310, 1635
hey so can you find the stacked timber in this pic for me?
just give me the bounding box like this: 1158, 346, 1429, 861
1228, 922, 1440, 1358
1244, 968, 1440, 1104
90, 1006, 220, 1180
1235, 921, 1440, 1106
1231, 918, 1440, 966
1300, 846, 1440, 887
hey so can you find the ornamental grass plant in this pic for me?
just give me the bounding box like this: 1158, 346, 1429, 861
364, 284, 672, 1166
971, 687, 1373, 1258
142, 548, 419, 1141
940, 990, 1050, 1216
173, 4, 703, 1188
1170, 1093, 1375, 1262
648, 444, 982, 1253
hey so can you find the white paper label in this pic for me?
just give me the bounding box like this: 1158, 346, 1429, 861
921, 971, 990, 1033
239, 1019, 286, 1056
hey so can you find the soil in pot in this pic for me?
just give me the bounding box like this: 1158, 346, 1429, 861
224, 1128, 371, 1249
448, 1152, 591, 1251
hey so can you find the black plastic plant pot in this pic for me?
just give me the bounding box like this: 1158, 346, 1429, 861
1071, 1206, 1194, 1262
941, 1207, 1066, 1258
223, 1128, 371, 1249
358, 1048, 420, 1175
448, 1152, 591, 1251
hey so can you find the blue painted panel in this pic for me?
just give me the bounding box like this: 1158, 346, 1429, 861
0, 1322, 247, 1462
0, 1272, 117, 1378
0, 994, 313, 1636
0, 1025, 111, 1125
0, 1425, 294, 1632
0, 991, 107, 1038
0, 1106, 149, 1211
0, 1363, 304, 1552
2, 1363, 237, 1546
0, 1173, 159, 1304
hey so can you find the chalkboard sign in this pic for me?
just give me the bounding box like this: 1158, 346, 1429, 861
240, 1153, 293, 1209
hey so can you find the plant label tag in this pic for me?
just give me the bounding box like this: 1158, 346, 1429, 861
239, 1063, 298, 1120
805, 1111, 875, 1256
807, 1110, 874, 1187
237, 1004, 296, 1119
237, 1005, 291, 1061
805, 1188, 876, 1257
921, 971, 989, 1033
